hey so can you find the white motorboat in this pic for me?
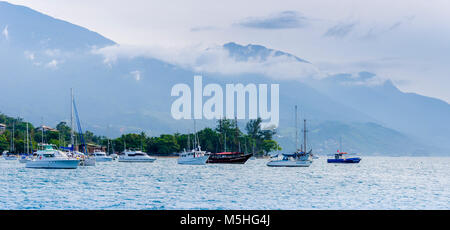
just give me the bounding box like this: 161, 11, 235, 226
93, 150, 113, 162
26, 144, 79, 169
177, 148, 209, 165
118, 150, 156, 162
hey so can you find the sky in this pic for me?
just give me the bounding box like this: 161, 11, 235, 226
7, 0, 450, 103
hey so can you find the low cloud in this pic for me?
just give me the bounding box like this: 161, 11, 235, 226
92, 43, 321, 80
45, 59, 60, 69
237, 11, 308, 29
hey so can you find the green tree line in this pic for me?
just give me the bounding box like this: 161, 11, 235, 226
0, 113, 280, 156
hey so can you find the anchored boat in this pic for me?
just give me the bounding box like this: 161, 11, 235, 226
327, 151, 361, 163
178, 148, 210, 165
327, 137, 361, 163
207, 152, 253, 164
93, 150, 113, 162
178, 124, 210, 165
267, 151, 312, 167
119, 150, 156, 162
26, 144, 79, 169
267, 106, 313, 167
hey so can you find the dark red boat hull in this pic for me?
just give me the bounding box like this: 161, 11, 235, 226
206, 153, 253, 164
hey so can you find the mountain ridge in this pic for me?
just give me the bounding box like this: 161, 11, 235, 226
0, 1, 448, 155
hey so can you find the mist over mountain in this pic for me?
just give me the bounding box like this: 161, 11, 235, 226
0, 1, 448, 155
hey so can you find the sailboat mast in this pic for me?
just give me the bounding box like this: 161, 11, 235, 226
295, 105, 298, 151
303, 119, 307, 152
235, 117, 240, 152
12, 121, 15, 152
224, 129, 227, 152
187, 130, 190, 150
70, 88, 74, 149
193, 119, 197, 150
26, 123, 29, 154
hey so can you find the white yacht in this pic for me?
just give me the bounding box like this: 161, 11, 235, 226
26, 144, 79, 169
178, 147, 210, 165
118, 150, 156, 162
93, 150, 113, 162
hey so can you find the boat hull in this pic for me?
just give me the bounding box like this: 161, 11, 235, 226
327, 158, 361, 163
177, 155, 209, 165
3, 156, 17, 160
26, 159, 79, 169
94, 157, 113, 162
79, 158, 96, 166
207, 153, 253, 164
118, 157, 156, 163
267, 160, 312, 167
18, 158, 30, 163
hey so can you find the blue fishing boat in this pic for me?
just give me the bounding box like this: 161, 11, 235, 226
327, 137, 361, 163
327, 151, 361, 163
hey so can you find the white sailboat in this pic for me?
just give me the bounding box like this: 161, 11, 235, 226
3, 122, 18, 160
267, 106, 313, 167
19, 123, 32, 163
70, 89, 95, 166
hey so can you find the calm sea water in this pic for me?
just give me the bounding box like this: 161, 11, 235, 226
0, 157, 449, 210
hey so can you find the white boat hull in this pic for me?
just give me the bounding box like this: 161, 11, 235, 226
267, 160, 312, 167
94, 156, 113, 162
118, 157, 156, 162
177, 155, 209, 165
79, 157, 96, 166
26, 159, 79, 169
19, 158, 30, 163
3, 156, 17, 160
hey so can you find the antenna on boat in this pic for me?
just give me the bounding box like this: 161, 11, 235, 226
235, 116, 240, 152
